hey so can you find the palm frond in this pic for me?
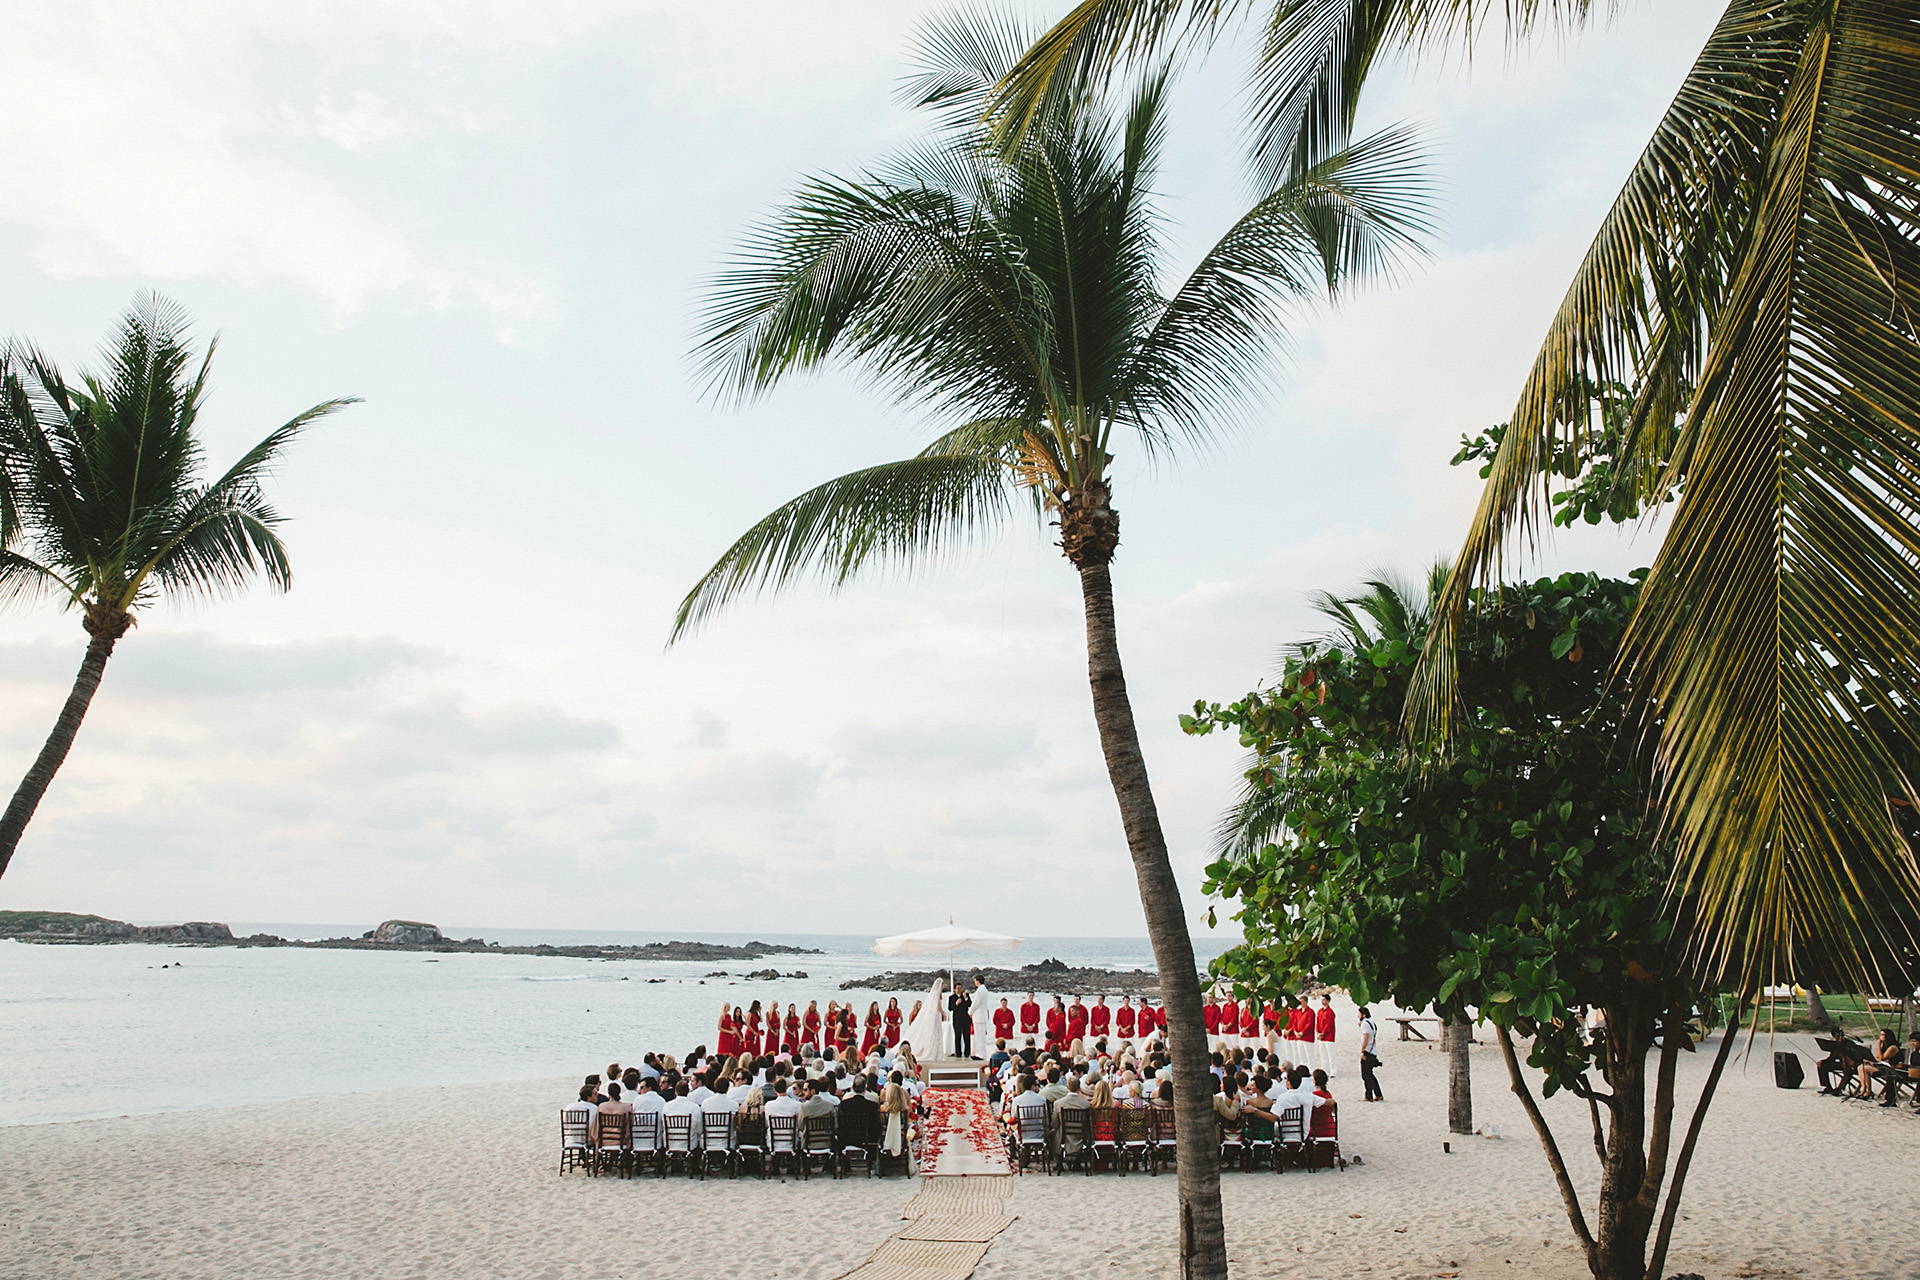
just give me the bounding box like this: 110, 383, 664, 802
1418, 1, 1920, 984
669, 454, 1014, 643
1122, 122, 1435, 440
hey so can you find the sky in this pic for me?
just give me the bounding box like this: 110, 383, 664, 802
0, 0, 1722, 939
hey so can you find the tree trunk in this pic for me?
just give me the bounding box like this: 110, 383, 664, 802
1589, 1000, 1665, 1280
1076, 556, 1226, 1280
1804, 986, 1831, 1030
1446, 1016, 1473, 1135
1904, 992, 1915, 1041
0, 627, 120, 880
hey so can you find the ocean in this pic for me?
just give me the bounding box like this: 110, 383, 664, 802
0, 927, 1230, 1127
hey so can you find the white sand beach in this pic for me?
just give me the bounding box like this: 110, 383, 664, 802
3, 1019, 1912, 1280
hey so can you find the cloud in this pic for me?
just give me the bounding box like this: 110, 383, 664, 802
679, 749, 822, 812
835, 720, 1043, 779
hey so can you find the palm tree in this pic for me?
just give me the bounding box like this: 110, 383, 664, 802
673, 16, 1430, 1277
994, 0, 1920, 999
0, 293, 353, 880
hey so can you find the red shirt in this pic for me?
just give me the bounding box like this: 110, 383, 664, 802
993, 1007, 1015, 1039
1019, 1002, 1041, 1035
1298, 1006, 1317, 1042
1219, 999, 1237, 1034
1239, 1006, 1258, 1037
1067, 1005, 1088, 1040
1115, 1006, 1136, 1036
1316, 1006, 1337, 1042
1203, 1001, 1220, 1033
1045, 1007, 1067, 1042
1263, 1002, 1280, 1029
1287, 1006, 1308, 1038
1089, 1003, 1110, 1036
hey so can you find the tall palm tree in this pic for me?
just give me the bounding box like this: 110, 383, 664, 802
0, 293, 353, 880
995, 0, 1920, 994
673, 16, 1430, 1277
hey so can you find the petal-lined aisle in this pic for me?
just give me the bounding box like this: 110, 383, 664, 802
835, 1089, 1013, 1280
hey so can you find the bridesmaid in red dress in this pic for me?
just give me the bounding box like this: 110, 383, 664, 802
783, 1005, 801, 1055
802, 1001, 822, 1050
745, 1001, 763, 1057
716, 1003, 737, 1057
731, 1006, 746, 1055
837, 1008, 856, 1057
1044, 998, 1067, 1055
763, 1003, 782, 1056
861, 1003, 882, 1056
883, 998, 903, 1047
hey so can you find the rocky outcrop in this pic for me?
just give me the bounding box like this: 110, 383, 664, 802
368, 920, 443, 945
132, 922, 233, 942
842, 963, 1167, 996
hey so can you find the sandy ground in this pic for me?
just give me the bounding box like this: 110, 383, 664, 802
2, 1016, 1913, 1280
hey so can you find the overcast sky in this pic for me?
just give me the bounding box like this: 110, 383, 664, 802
0, 1, 1720, 938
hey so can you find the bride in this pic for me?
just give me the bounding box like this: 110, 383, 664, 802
904, 976, 946, 1060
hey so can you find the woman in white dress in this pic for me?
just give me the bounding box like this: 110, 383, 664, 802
904, 976, 947, 1060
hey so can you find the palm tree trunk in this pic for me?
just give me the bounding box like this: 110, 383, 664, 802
1446, 1016, 1473, 1135
0, 630, 118, 880
1076, 558, 1227, 1280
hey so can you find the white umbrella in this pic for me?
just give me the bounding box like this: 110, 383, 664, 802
874, 922, 1023, 999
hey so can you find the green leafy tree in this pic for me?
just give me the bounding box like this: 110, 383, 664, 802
1185, 571, 1745, 1280
0, 294, 352, 879
993, 0, 1920, 1007
671, 16, 1431, 1276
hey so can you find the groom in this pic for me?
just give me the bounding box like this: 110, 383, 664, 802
948, 982, 974, 1058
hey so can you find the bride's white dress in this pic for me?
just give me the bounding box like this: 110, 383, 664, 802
904, 977, 946, 1060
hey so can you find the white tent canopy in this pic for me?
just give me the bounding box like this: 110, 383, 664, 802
872, 923, 1023, 957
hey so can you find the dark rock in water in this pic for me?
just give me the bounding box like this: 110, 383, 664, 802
704, 971, 729, 977
786, 971, 808, 979
746, 968, 780, 980
371, 920, 443, 945
841, 964, 1167, 996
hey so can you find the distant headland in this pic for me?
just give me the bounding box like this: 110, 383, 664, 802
843, 957, 1165, 996
0, 911, 822, 963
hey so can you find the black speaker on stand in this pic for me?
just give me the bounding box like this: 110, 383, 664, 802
1774, 1050, 1804, 1089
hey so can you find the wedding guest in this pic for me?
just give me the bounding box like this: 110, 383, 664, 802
598, 1080, 634, 1119
880, 1075, 910, 1157
797, 1079, 836, 1122
584, 1074, 607, 1104
565, 1085, 600, 1143
764, 1078, 802, 1119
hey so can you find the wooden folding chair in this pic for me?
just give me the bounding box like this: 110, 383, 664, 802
1116, 1106, 1151, 1175
1012, 1100, 1051, 1175
766, 1114, 800, 1179
1276, 1105, 1308, 1171
1150, 1105, 1178, 1173
698, 1111, 735, 1180
1057, 1107, 1093, 1174
559, 1109, 594, 1176
661, 1113, 695, 1177
800, 1115, 838, 1180
593, 1111, 632, 1180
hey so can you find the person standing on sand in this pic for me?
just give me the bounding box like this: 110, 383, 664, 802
949, 983, 974, 1058
1357, 1006, 1383, 1101
971, 974, 993, 1053
1315, 995, 1338, 1076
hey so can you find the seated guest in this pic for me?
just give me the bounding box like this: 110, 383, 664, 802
688, 1075, 714, 1105
839, 1078, 880, 1141
662, 1080, 700, 1142
565, 1084, 600, 1143
1211, 1074, 1240, 1130
1151, 1079, 1175, 1112
1310, 1069, 1337, 1137
621, 1067, 642, 1095
880, 1076, 910, 1156
797, 1080, 836, 1122
1055, 1074, 1092, 1152
1041, 1067, 1068, 1104
584, 1074, 607, 1104
631, 1077, 666, 1115
1816, 1032, 1863, 1094
597, 1081, 633, 1138
764, 1079, 803, 1118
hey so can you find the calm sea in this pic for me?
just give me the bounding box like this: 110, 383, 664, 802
0, 927, 1229, 1127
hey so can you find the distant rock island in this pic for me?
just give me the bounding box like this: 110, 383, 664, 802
0, 911, 821, 962
843, 956, 1165, 996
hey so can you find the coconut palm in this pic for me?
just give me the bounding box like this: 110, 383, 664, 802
0, 293, 353, 880
995, 0, 1920, 995
673, 16, 1430, 1276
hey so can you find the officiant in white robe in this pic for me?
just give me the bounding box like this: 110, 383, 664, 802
970, 974, 994, 1053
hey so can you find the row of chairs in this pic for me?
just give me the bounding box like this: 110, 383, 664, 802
560, 1109, 906, 1180
1004, 1101, 1343, 1175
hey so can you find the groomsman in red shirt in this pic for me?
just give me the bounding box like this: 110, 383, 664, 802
1019, 992, 1042, 1047
993, 998, 1016, 1044
1066, 996, 1089, 1049
1115, 996, 1136, 1045
1088, 995, 1111, 1044
1315, 994, 1338, 1076
1218, 994, 1238, 1050
1203, 992, 1220, 1048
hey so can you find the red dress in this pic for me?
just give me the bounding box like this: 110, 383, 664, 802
1089, 1002, 1110, 1039
839, 1011, 856, 1054
764, 1012, 781, 1057
803, 1009, 821, 1049
1115, 1005, 1136, 1039
1044, 1007, 1066, 1054
783, 1011, 801, 1054
861, 1012, 882, 1056
1019, 1001, 1041, 1039
1067, 1003, 1088, 1046
992, 1007, 1015, 1041
717, 1017, 737, 1056
745, 1011, 762, 1054
884, 1007, 902, 1046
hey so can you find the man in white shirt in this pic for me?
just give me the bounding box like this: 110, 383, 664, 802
661, 1080, 701, 1151
764, 1079, 803, 1118
563, 1085, 600, 1146
727, 1071, 754, 1106
688, 1078, 714, 1106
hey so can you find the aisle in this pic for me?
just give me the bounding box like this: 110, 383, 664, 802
836, 1090, 1015, 1280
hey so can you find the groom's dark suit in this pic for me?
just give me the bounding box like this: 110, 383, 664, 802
948, 989, 974, 1058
